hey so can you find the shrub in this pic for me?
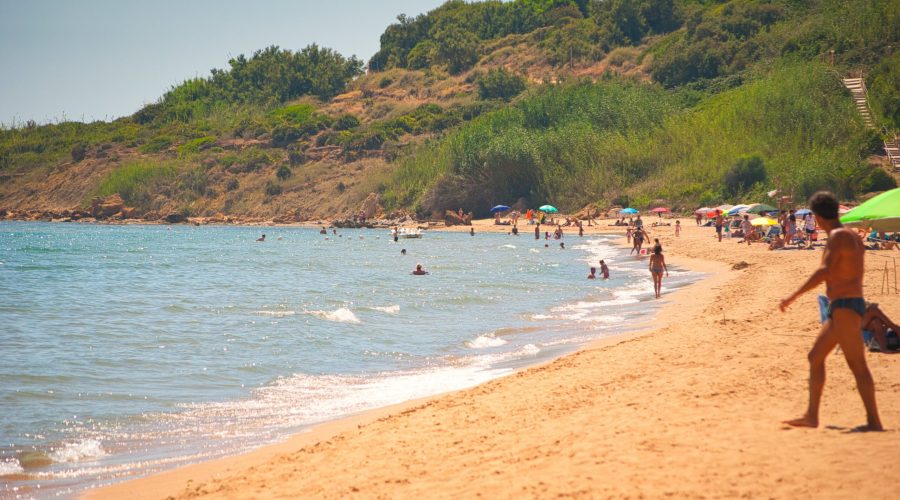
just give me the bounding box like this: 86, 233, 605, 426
724, 154, 767, 197
271, 125, 304, 147
476, 68, 526, 101
336, 181, 346, 193
288, 150, 305, 166
226, 178, 240, 191
139, 135, 173, 154
265, 180, 283, 196
858, 167, 897, 194
179, 167, 208, 195
333, 114, 360, 131
378, 76, 393, 88
276, 164, 292, 180
71, 143, 88, 162
177, 136, 216, 156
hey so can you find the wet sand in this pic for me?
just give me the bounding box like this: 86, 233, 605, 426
87, 219, 900, 499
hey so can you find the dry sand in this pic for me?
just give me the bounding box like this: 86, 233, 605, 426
87, 219, 900, 499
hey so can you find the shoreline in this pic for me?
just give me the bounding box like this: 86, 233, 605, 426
78, 220, 900, 498
83, 221, 729, 499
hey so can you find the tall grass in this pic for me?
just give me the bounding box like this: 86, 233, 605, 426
95, 161, 178, 208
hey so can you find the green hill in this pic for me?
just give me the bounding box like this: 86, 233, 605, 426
1, 0, 897, 221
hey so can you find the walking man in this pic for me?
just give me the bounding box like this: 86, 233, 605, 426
779, 191, 882, 431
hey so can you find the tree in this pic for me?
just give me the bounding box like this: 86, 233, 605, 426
433, 24, 479, 74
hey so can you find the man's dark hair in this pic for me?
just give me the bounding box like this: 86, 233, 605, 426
809, 191, 839, 220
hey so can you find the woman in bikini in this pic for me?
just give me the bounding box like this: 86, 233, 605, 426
648, 245, 668, 299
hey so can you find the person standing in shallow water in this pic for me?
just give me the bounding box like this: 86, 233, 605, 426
648, 245, 667, 298
779, 191, 882, 431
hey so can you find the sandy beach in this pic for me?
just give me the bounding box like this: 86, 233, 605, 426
87, 218, 900, 499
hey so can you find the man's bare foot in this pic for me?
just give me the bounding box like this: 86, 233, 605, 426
783, 416, 818, 428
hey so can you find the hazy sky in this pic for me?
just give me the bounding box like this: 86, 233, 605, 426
0, 0, 446, 125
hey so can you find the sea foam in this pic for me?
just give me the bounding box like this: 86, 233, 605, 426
48, 439, 107, 463
465, 334, 507, 349
0, 458, 24, 475
371, 305, 400, 314
255, 310, 296, 317
307, 307, 361, 324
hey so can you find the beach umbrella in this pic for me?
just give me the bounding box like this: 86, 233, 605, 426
651, 207, 670, 213
538, 204, 558, 213
838, 204, 852, 214
840, 188, 900, 231
750, 217, 777, 226
727, 204, 750, 216
490, 204, 511, 213
620, 208, 638, 214
795, 208, 812, 216
715, 204, 734, 212
746, 203, 778, 214
694, 207, 712, 214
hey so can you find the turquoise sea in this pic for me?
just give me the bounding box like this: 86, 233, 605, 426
0, 222, 699, 498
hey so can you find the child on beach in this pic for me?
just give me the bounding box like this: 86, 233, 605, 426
675, 220, 681, 237
648, 245, 668, 299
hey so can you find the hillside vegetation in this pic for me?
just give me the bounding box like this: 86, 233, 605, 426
1, 0, 897, 221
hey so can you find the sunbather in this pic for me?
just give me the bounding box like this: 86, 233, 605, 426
863, 304, 900, 351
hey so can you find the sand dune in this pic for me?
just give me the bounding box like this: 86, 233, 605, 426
87, 220, 900, 499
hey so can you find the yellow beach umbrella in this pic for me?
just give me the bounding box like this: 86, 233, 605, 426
750, 217, 777, 226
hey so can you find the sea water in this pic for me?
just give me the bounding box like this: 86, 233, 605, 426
0, 222, 699, 498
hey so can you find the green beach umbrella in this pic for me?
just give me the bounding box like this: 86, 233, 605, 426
840, 188, 900, 232
746, 203, 778, 214
539, 205, 558, 213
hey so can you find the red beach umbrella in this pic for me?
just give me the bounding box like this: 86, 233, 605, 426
651, 207, 670, 213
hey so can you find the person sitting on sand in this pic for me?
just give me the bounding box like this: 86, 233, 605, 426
740, 215, 755, 245
863, 303, 900, 351
256, 234, 265, 242
599, 260, 610, 279
411, 264, 429, 275
768, 234, 785, 250
588, 267, 596, 279
779, 191, 882, 431
648, 245, 668, 299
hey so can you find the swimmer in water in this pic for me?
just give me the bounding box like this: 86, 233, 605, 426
401, 249, 406, 255
599, 260, 610, 279
256, 234, 265, 242
411, 264, 429, 275
588, 267, 596, 279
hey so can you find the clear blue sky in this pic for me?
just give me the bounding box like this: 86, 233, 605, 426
0, 0, 446, 125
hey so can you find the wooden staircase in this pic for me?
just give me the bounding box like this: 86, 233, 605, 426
842, 77, 876, 128
842, 76, 900, 175
885, 135, 900, 175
